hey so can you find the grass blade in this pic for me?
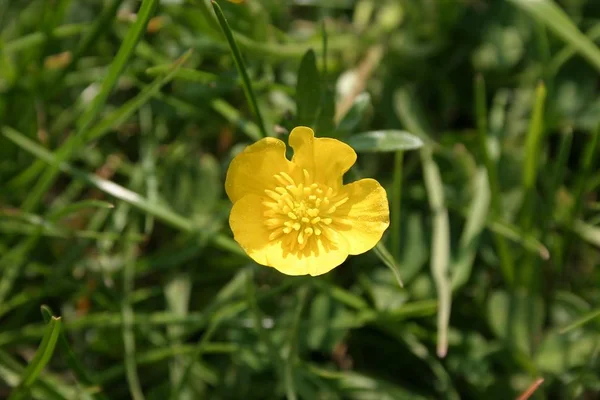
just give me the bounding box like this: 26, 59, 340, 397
2, 126, 244, 258
373, 242, 404, 288
22, 0, 159, 212
47, 200, 114, 222
559, 308, 600, 334
347, 130, 424, 152
422, 147, 452, 359
211, 0, 267, 138
122, 227, 146, 400
394, 88, 451, 358
87, 51, 191, 142
474, 74, 515, 285
391, 150, 403, 262
50, 0, 124, 92
509, 0, 600, 72
8, 316, 62, 400
522, 82, 547, 193
451, 168, 490, 291
40, 306, 107, 400
2, 126, 192, 232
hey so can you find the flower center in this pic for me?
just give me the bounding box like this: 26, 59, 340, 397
262, 170, 348, 252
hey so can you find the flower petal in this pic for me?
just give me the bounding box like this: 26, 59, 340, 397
229, 194, 349, 276
229, 194, 272, 266
335, 178, 390, 255
265, 230, 349, 276
288, 126, 357, 187
225, 137, 295, 203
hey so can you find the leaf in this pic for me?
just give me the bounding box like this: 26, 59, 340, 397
347, 130, 423, 152
394, 87, 451, 358
536, 330, 598, 374
522, 82, 547, 191
373, 242, 404, 288
315, 22, 335, 136
296, 49, 321, 127
487, 290, 544, 356
22, 0, 160, 213
40, 306, 108, 400
212, 0, 267, 138
451, 168, 491, 291
559, 308, 600, 334
315, 86, 336, 136
572, 219, 600, 248
508, 0, 600, 72
48, 200, 114, 222
1, 126, 245, 258
8, 316, 62, 400
422, 147, 452, 359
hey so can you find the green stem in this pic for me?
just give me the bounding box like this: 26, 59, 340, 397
211, 1, 268, 138
391, 151, 404, 261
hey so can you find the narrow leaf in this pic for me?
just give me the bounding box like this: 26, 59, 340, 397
560, 308, 600, 334
509, 0, 600, 72
40, 306, 107, 400
347, 130, 423, 152
212, 0, 267, 138
373, 242, 404, 288
296, 49, 321, 127
22, 0, 160, 212
9, 317, 62, 400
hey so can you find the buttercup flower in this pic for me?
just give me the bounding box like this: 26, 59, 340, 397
226, 127, 390, 276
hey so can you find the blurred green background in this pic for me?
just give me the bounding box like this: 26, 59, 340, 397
1, 0, 600, 399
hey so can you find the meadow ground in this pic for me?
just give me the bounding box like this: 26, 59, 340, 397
1, 0, 600, 399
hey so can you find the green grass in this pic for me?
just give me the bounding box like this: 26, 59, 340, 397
1, 0, 600, 399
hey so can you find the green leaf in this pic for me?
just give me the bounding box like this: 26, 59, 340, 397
559, 308, 600, 334
536, 330, 599, 374
487, 290, 544, 357
474, 74, 515, 286
373, 242, 404, 288
40, 306, 108, 400
47, 200, 114, 222
212, 0, 267, 138
8, 316, 62, 400
508, 0, 600, 72
315, 21, 336, 136
86, 51, 192, 142
523, 82, 547, 191
347, 130, 423, 152
49, 0, 124, 92
295, 49, 321, 127
22, 0, 160, 213
572, 219, 600, 248
451, 168, 491, 291
1, 126, 245, 258
394, 87, 451, 358
315, 86, 336, 136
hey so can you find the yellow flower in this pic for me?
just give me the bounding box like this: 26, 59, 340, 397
226, 127, 390, 276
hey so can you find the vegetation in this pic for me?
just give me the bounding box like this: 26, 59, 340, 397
1, 0, 599, 398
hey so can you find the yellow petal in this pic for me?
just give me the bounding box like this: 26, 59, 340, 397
229, 194, 349, 276
229, 194, 272, 266
225, 137, 295, 203
265, 230, 349, 276
335, 178, 390, 255
288, 126, 356, 187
